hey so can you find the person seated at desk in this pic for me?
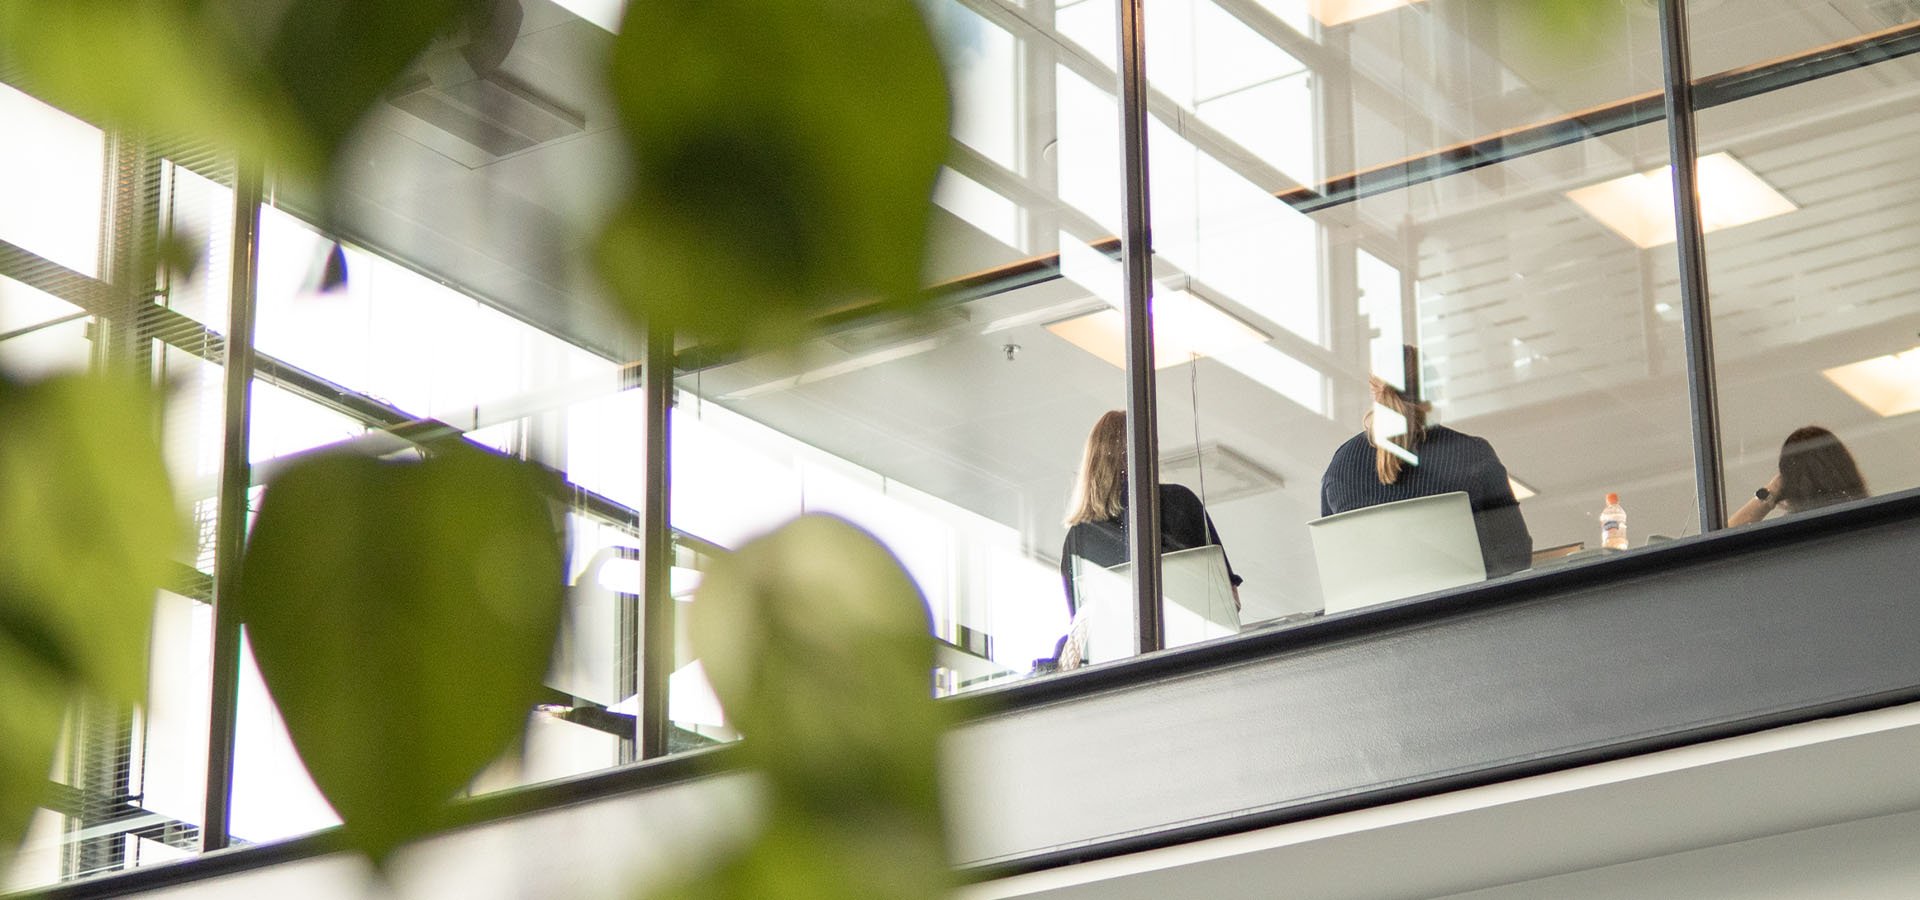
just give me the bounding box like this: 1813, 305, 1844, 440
1319, 349, 1532, 577
1059, 410, 1242, 615
1729, 425, 1869, 526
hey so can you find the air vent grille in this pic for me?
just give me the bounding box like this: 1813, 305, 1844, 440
1160, 443, 1285, 504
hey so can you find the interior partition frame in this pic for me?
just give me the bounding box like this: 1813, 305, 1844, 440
1115, 0, 1164, 655
1657, 0, 1726, 534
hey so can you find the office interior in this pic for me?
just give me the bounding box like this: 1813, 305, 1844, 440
4, 0, 1920, 892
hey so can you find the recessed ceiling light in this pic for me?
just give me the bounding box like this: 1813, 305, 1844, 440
1310, 0, 1426, 27
1046, 290, 1270, 370
1823, 345, 1920, 418
1565, 152, 1796, 249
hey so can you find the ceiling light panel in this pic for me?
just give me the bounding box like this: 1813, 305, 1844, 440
1309, 0, 1426, 27
1046, 290, 1270, 369
1823, 346, 1920, 418
1565, 152, 1796, 249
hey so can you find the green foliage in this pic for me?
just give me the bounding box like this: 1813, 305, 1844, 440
667, 516, 950, 900
233, 447, 566, 867
1505, 0, 1625, 36
0, 0, 485, 189
0, 629, 71, 866
0, 376, 179, 704
1490, 0, 1626, 64
259, 0, 482, 171
596, 0, 954, 352
1, 0, 962, 887
0, 375, 180, 861
0, 1, 307, 176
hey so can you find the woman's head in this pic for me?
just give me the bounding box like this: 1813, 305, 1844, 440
1365, 345, 1430, 484
1066, 410, 1127, 526
1777, 426, 1868, 511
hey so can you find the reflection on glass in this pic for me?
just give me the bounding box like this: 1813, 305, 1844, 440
1688, 0, 1899, 77
930, 0, 1021, 171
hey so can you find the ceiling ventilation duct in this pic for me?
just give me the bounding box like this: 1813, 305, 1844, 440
386, 0, 587, 158
1160, 444, 1285, 504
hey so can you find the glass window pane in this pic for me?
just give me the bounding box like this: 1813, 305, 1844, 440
253, 207, 618, 428
0, 82, 104, 276
0, 276, 90, 377
160, 164, 237, 328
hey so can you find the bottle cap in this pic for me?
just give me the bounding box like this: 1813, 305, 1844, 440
1605, 492, 1619, 505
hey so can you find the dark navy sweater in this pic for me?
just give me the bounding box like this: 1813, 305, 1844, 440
1319, 426, 1533, 577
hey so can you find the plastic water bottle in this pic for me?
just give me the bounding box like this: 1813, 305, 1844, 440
1600, 493, 1628, 550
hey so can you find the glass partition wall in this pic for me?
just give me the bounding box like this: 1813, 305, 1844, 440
1691, 20, 1920, 529
1150, 0, 1700, 623
8, 0, 1920, 890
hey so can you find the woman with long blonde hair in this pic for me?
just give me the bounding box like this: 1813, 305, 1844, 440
1318, 347, 1532, 577
1059, 410, 1242, 615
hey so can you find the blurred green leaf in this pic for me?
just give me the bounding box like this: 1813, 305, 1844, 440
157, 229, 205, 283
596, 0, 952, 351
1487, 0, 1627, 66
234, 447, 565, 866
0, 0, 318, 177
0, 375, 178, 706
258, 0, 484, 175
0, 627, 68, 865
675, 515, 949, 900
0, 0, 484, 189
0, 374, 176, 865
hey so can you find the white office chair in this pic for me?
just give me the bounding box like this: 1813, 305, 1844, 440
1307, 491, 1485, 614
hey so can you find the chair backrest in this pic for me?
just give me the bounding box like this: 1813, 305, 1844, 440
1106, 545, 1240, 649
1065, 558, 1131, 666
1307, 491, 1485, 614
1068, 545, 1241, 664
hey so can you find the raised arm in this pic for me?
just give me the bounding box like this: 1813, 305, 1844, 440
1728, 472, 1785, 527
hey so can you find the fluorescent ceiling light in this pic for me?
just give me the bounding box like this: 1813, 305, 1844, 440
1046, 290, 1270, 369
1823, 346, 1920, 418
1310, 0, 1425, 27
1508, 476, 1536, 501
1566, 152, 1796, 249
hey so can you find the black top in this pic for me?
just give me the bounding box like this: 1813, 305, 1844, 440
1319, 426, 1533, 578
1059, 483, 1242, 615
